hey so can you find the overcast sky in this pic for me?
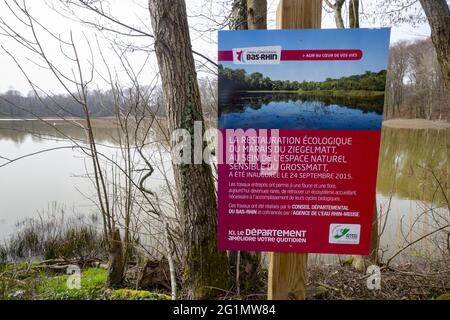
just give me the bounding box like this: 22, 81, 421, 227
0, 0, 431, 94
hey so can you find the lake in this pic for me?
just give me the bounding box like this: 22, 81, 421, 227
218, 92, 384, 130
0, 119, 173, 241
0, 120, 448, 262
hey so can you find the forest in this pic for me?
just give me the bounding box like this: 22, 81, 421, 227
219, 66, 387, 92
2, 37, 446, 121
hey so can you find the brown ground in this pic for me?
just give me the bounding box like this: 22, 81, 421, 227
212, 261, 450, 300
304, 262, 450, 300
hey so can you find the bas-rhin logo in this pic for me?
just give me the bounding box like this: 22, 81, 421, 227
329, 224, 361, 244
233, 46, 281, 65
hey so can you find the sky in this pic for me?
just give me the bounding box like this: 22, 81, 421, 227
0, 0, 432, 94
218, 28, 391, 82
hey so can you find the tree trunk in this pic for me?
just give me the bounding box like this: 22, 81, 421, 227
352, 198, 379, 271
334, 0, 345, 28
369, 200, 379, 264
106, 228, 124, 288
231, 0, 248, 30
247, 0, 267, 29
419, 0, 450, 96
349, 0, 359, 28
148, 0, 230, 299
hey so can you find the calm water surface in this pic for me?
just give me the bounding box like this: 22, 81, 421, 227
219, 92, 384, 130
0, 120, 448, 261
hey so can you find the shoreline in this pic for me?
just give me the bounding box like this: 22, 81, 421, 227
383, 118, 450, 129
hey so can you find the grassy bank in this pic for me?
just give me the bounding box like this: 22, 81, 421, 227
1, 259, 448, 300
0, 209, 173, 300
0, 263, 170, 300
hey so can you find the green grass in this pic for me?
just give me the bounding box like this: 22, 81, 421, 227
1, 262, 171, 300
435, 293, 450, 300
1, 266, 171, 300
108, 289, 170, 300
37, 267, 107, 300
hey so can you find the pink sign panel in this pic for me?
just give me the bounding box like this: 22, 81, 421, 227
217, 29, 390, 254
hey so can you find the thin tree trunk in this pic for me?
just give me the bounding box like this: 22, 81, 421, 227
335, 5, 344, 28
148, 0, 230, 299
333, 0, 345, 28
247, 0, 267, 29
419, 0, 450, 96
349, 0, 359, 28
352, 198, 379, 271
164, 222, 177, 300
231, 0, 248, 30
369, 200, 379, 264
106, 228, 124, 288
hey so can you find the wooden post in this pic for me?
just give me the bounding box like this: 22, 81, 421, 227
276, 0, 322, 29
268, 0, 322, 300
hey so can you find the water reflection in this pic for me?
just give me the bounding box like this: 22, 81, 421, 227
0, 120, 171, 240
0, 119, 127, 145
219, 92, 384, 130
377, 127, 449, 206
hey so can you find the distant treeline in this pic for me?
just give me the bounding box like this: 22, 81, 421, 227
0, 88, 165, 119
385, 38, 449, 120
0, 78, 217, 119
219, 65, 387, 92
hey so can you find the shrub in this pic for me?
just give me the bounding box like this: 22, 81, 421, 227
4, 207, 106, 262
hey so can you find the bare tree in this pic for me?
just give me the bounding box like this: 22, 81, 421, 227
247, 0, 266, 29
0, 0, 123, 283
0, 0, 176, 289
384, 38, 449, 120
386, 41, 409, 118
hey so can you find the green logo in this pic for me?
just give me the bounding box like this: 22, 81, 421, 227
334, 228, 350, 239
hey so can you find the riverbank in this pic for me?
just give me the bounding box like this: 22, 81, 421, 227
383, 118, 450, 129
